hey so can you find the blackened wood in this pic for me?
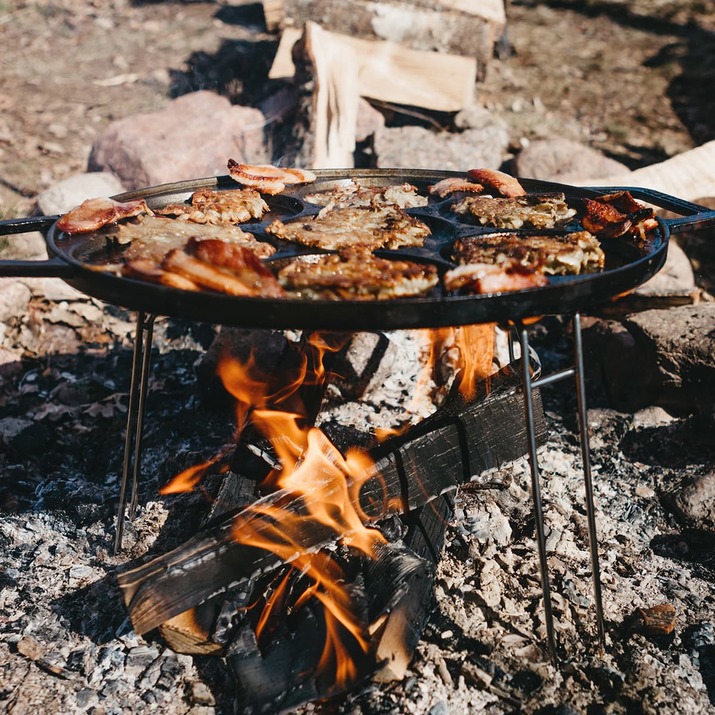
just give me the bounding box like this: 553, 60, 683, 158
119, 360, 545, 635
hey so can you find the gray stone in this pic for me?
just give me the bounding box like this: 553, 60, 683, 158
374, 121, 509, 172
584, 304, 715, 415
36, 172, 126, 216
0, 231, 47, 260
356, 98, 385, 143
0, 278, 31, 322
513, 138, 631, 183
668, 471, 715, 530
624, 303, 715, 415
636, 241, 695, 297
88, 91, 269, 190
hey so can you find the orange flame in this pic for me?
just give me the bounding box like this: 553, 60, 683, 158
415, 324, 495, 403
159, 325, 497, 687
229, 407, 384, 687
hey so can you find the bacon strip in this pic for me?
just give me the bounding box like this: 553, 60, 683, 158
227, 159, 316, 195
582, 191, 657, 240
466, 168, 526, 198
122, 259, 202, 291
428, 177, 484, 199
56, 197, 151, 234
162, 239, 284, 298
444, 261, 548, 294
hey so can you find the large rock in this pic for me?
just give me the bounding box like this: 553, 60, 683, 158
666, 471, 715, 531
513, 138, 630, 183
37, 172, 126, 216
88, 91, 269, 190
374, 120, 509, 172
584, 304, 715, 416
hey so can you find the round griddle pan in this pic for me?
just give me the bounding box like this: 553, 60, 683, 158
1, 169, 714, 330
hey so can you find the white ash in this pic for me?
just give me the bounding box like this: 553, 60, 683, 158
1, 297, 714, 714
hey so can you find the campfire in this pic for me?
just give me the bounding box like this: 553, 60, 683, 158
117, 323, 546, 710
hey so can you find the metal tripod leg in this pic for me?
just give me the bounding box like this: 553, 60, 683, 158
519, 326, 558, 664
515, 315, 606, 664
114, 312, 156, 554
572, 312, 606, 647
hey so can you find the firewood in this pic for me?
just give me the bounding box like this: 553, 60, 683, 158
118, 359, 545, 635
270, 26, 477, 113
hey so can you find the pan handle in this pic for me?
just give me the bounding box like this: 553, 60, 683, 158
0, 215, 74, 278
598, 186, 715, 234
0, 215, 59, 235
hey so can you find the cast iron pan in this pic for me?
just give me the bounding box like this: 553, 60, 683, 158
1, 169, 714, 330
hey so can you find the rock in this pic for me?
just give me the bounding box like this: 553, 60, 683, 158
624, 303, 715, 416
635, 241, 695, 297
36, 172, 126, 216
374, 122, 509, 172
356, 98, 385, 143
0, 231, 47, 260
88, 91, 269, 190
584, 304, 715, 415
513, 138, 631, 183
582, 319, 644, 411
667, 471, 715, 531
0, 278, 31, 322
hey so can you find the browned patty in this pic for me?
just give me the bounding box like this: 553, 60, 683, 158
266, 205, 431, 251
451, 193, 577, 229
277, 249, 438, 300
107, 215, 275, 263
453, 231, 604, 275
304, 181, 428, 209
156, 188, 269, 225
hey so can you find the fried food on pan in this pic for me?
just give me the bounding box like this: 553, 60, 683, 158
266, 205, 431, 250
451, 193, 577, 230
57, 197, 151, 234
278, 248, 438, 300
156, 188, 269, 225
453, 231, 605, 276
466, 168, 526, 198
304, 180, 428, 209
227, 159, 316, 195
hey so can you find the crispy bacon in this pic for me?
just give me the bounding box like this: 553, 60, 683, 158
56, 197, 151, 234
227, 159, 316, 195
466, 168, 526, 198
444, 261, 548, 294
121, 259, 201, 291
582, 191, 657, 240
428, 177, 484, 199
161, 239, 284, 298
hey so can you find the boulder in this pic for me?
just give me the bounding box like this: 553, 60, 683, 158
513, 138, 630, 183
0, 279, 32, 323
37, 172, 126, 216
666, 471, 715, 531
88, 91, 269, 190
584, 304, 715, 416
374, 121, 509, 172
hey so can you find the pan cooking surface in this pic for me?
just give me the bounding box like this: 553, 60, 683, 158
45, 169, 673, 330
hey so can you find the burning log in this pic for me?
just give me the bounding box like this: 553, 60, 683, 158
118, 356, 544, 642
118, 323, 545, 709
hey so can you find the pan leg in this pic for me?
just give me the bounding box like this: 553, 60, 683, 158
520, 326, 558, 665
572, 313, 606, 647
114, 312, 156, 554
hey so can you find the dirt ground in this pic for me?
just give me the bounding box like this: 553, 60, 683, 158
1, 0, 715, 221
